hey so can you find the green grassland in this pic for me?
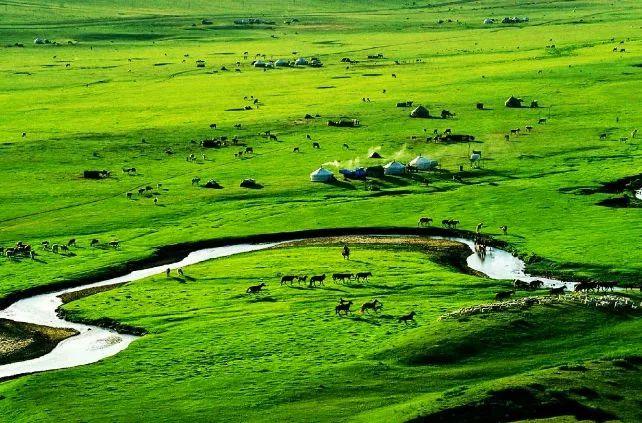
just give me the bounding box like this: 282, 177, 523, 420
0, 0, 642, 421
2, 240, 641, 421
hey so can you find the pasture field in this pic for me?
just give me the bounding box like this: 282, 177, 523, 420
0, 0, 641, 421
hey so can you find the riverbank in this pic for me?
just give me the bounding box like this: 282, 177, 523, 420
0, 320, 77, 366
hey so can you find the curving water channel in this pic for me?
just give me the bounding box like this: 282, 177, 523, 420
0, 235, 574, 380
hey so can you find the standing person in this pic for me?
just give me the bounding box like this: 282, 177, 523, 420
342, 245, 350, 260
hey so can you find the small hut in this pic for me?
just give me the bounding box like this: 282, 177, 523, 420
410, 105, 430, 118
294, 58, 308, 66
369, 151, 383, 159
505, 96, 523, 108
310, 167, 335, 182
409, 156, 438, 170
274, 59, 289, 67
384, 161, 406, 175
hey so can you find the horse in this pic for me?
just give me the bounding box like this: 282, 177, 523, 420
550, 286, 565, 296
67, 238, 77, 247
280, 275, 296, 285
495, 290, 515, 301
335, 301, 353, 316
360, 299, 382, 313
418, 217, 432, 226
309, 274, 326, 286
247, 282, 266, 294
529, 280, 544, 290
342, 246, 350, 260
90, 239, 100, 247
399, 311, 416, 324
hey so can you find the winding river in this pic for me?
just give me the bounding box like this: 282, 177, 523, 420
0, 235, 575, 380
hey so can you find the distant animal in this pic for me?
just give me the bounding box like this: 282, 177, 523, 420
360, 299, 382, 313
296, 275, 308, 284
52, 244, 60, 253
60, 245, 69, 252
632, 129, 638, 138
192, 177, 201, 185
90, 239, 100, 247
476, 222, 483, 233
549, 286, 566, 296
500, 225, 508, 234
599, 133, 607, 140
269, 134, 278, 141
513, 279, 530, 289
234, 123, 242, 129
209, 123, 217, 129
332, 273, 353, 283
126, 192, 133, 199
355, 272, 372, 282
620, 137, 628, 143
247, 282, 266, 294
310, 274, 326, 286
293, 147, 300, 153
335, 300, 353, 316
342, 143, 349, 150
538, 118, 547, 124
529, 280, 544, 290
22, 132, 26, 137
391, 73, 396, 78
280, 275, 297, 285
510, 128, 520, 135
67, 238, 77, 247
504, 134, 510, 141
306, 134, 312, 140
525, 125, 533, 132
153, 197, 158, 205
399, 311, 416, 324
177, 268, 184, 277
441, 110, 455, 119
109, 240, 119, 248
418, 217, 432, 226
245, 147, 253, 154
166, 268, 170, 277
476, 103, 484, 110
312, 142, 320, 149
495, 290, 514, 301
138, 188, 146, 195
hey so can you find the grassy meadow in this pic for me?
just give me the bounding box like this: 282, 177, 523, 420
0, 0, 641, 421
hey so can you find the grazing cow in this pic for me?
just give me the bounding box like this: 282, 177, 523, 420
597, 281, 617, 291
245, 147, 253, 154
510, 128, 519, 135
513, 279, 529, 289
525, 125, 533, 132
342, 143, 349, 150
60, 245, 69, 252
476, 103, 484, 110
52, 244, 60, 253
5, 248, 15, 258
310, 274, 326, 286
90, 239, 100, 247
153, 197, 158, 205
418, 217, 432, 226
332, 273, 353, 283
209, 123, 217, 129
504, 134, 510, 141
296, 275, 308, 284
599, 133, 607, 140
549, 286, 566, 296
41, 241, 50, 249
138, 188, 146, 195
192, 177, 201, 185
360, 299, 382, 313
280, 275, 296, 285
247, 282, 266, 294
67, 238, 77, 247
312, 142, 320, 149
126, 192, 133, 199
575, 282, 596, 292
538, 118, 547, 124
146, 186, 153, 191
293, 147, 300, 153
495, 290, 514, 301
234, 123, 242, 129
399, 311, 416, 324
335, 300, 353, 316
342, 245, 350, 260
269, 134, 278, 141
306, 134, 312, 140
109, 240, 119, 248
355, 272, 372, 282
500, 225, 508, 235
441, 110, 454, 119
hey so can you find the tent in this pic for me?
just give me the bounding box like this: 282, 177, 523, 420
504, 96, 523, 108
274, 59, 289, 67
410, 105, 430, 118
369, 151, 382, 159
339, 168, 367, 180
409, 156, 438, 170
310, 167, 334, 182
483, 18, 495, 24
294, 58, 308, 66
384, 161, 406, 175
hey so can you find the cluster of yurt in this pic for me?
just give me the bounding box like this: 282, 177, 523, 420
409, 156, 438, 170
310, 167, 335, 182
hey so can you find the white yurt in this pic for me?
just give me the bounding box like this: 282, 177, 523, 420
384, 161, 406, 175
253, 60, 266, 67
310, 167, 334, 182
483, 18, 494, 24
274, 59, 289, 67
409, 156, 438, 170
294, 57, 308, 66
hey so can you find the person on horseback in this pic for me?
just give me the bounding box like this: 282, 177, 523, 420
342, 244, 350, 260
